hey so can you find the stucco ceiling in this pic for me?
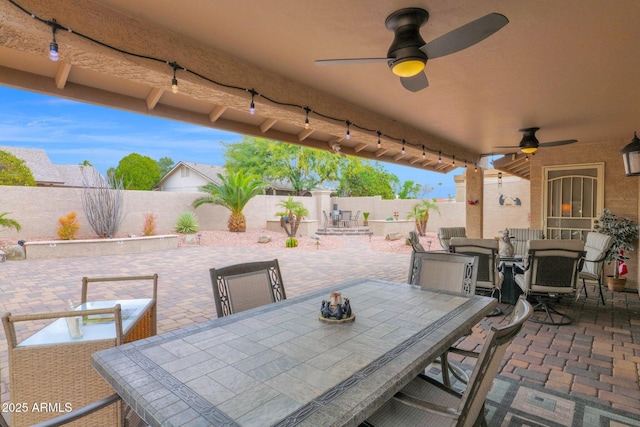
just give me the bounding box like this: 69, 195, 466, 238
2, 0, 640, 176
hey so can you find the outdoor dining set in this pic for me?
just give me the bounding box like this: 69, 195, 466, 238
0, 224, 615, 426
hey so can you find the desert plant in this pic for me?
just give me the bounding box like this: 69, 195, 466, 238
362, 212, 370, 226
193, 171, 265, 232
142, 212, 157, 236
593, 208, 639, 278
286, 237, 299, 247
406, 199, 440, 236
57, 212, 80, 240
175, 212, 199, 234
81, 168, 125, 237
0, 212, 21, 232
276, 196, 309, 241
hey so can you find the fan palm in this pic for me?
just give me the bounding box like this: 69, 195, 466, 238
0, 212, 21, 232
193, 171, 265, 232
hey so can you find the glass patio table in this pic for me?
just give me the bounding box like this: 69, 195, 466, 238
92, 279, 496, 427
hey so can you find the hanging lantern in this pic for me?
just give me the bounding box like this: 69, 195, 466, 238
621, 132, 640, 176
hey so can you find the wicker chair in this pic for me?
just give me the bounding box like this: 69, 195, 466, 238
577, 232, 614, 305
209, 259, 287, 318
2, 306, 126, 427
507, 228, 545, 258
362, 297, 533, 427
437, 227, 467, 251
515, 239, 585, 325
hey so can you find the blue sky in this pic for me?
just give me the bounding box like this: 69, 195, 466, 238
0, 86, 458, 198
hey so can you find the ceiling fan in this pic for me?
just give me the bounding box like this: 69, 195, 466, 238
314, 8, 509, 92
494, 127, 578, 154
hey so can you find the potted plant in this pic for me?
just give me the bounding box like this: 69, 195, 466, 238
593, 209, 639, 291
362, 212, 370, 226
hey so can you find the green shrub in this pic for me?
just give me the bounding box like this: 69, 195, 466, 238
175, 212, 199, 234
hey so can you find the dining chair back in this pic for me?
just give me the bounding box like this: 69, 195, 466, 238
363, 297, 533, 427
351, 210, 360, 227
210, 259, 286, 317
340, 210, 352, 227
437, 227, 467, 251
507, 228, 544, 258
578, 232, 614, 304
408, 230, 425, 253
408, 251, 478, 296
322, 210, 330, 229
449, 237, 503, 300
514, 239, 585, 325
2, 307, 126, 426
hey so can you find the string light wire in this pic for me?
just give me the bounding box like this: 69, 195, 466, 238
7, 0, 477, 167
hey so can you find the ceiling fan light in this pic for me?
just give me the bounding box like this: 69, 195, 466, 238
521, 146, 537, 154
391, 59, 425, 77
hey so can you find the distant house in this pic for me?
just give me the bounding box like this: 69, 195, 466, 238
0, 145, 99, 188
153, 161, 300, 194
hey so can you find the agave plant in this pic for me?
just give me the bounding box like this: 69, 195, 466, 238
193, 171, 265, 232
406, 199, 440, 236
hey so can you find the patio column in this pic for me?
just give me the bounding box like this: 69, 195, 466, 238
312, 190, 332, 223
465, 168, 484, 238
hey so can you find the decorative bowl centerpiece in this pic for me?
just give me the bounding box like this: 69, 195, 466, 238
318, 292, 355, 323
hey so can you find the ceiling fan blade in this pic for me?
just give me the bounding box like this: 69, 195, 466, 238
421, 13, 508, 59
400, 72, 429, 92
539, 139, 578, 147
315, 57, 390, 66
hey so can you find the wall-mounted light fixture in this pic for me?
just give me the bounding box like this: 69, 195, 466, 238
621, 132, 640, 176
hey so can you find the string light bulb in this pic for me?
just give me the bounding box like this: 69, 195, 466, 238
474, 163, 478, 172
438, 150, 442, 163
48, 19, 58, 61
422, 145, 425, 159
452, 155, 455, 166
377, 131, 381, 149
249, 89, 256, 115
401, 139, 405, 155
304, 107, 310, 129
345, 121, 351, 140
171, 66, 178, 94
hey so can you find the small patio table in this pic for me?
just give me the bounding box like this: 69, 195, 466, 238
92, 279, 496, 427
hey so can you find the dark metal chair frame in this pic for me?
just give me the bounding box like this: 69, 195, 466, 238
209, 259, 286, 318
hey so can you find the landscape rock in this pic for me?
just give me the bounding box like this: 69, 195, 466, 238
385, 232, 403, 241
0, 250, 6, 262
4, 244, 25, 260
258, 235, 272, 243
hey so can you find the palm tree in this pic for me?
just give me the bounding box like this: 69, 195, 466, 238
193, 171, 265, 232
0, 212, 21, 232
276, 196, 309, 240
406, 199, 440, 236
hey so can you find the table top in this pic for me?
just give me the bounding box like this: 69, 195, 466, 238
18, 299, 153, 347
92, 279, 496, 427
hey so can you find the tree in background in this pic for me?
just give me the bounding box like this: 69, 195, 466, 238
113, 153, 161, 190
396, 180, 423, 199
337, 158, 397, 199
224, 137, 343, 195
406, 199, 440, 236
79, 160, 93, 166
192, 170, 265, 232
156, 156, 174, 177
0, 150, 36, 186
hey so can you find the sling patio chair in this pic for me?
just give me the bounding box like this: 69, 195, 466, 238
437, 227, 467, 252
361, 297, 533, 427
209, 259, 287, 318
407, 251, 478, 387
515, 239, 585, 325
507, 228, 545, 258
577, 231, 614, 305
408, 230, 426, 253
449, 237, 504, 303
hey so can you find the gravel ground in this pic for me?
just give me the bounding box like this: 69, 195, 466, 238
1, 229, 442, 254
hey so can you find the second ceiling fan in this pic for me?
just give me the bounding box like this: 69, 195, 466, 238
315, 8, 509, 92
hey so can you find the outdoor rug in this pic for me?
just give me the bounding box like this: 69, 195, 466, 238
424, 367, 640, 427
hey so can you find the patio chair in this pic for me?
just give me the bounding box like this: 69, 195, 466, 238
515, 239, 585, 325
351, 210, 360, 227
507, 228, 545, 258
362, 297, 533, 427
340, 210, 352, 228
322, 210, 331, 229
437, 227, 467, 252
2, 307, 127, 427
209, 259, 287, 318
449, 237, 504, 302
577, 231, 614, 305
407, 251, 478, 387
408, 230, 425, 253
